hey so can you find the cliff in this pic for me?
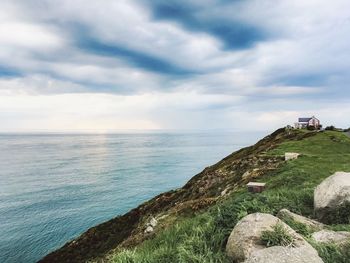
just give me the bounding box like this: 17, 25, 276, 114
40, 128, 350, 263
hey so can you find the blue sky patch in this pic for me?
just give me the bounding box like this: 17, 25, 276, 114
148, 1, 267, 49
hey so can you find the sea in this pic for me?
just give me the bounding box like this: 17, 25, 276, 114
0, 131, 267, 263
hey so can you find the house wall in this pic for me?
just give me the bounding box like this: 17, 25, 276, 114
308, 118, 320, 127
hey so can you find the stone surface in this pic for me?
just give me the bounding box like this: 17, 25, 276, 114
221, 188, 229, 196
149, 217, 157, 227
285, 152, 300, 161
277, 209, 324, 231
144, 226, 153, 233
226, 213, 314, 262
314, 172, 350, 221
243, 245, 324, 263
312, 230, 350, 246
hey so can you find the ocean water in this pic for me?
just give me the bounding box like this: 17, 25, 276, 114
0, 131, 266, 263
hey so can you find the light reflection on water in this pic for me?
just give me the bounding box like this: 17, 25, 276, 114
0, 131, 266, 262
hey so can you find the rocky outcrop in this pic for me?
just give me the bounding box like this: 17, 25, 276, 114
312, 230, 350, 246
314, 172, 350, 223
277, 209, 324, 231
226, 213, 323, 263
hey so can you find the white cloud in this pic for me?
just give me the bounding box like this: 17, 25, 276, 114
0, 0, 349, 131
0, 22, 63, 50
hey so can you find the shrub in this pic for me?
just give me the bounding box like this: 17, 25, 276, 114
261, 223, 294, 247
325, 126, 336, 131
307, 125, 316, 131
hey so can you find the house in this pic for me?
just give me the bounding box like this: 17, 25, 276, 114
294, 116, 321, 129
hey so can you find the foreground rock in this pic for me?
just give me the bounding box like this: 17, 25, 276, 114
314, 172, 350, 223
226, 213, 323, 263
312, 230, 350, 246
277, 209, 324, 231
244, 245, 323, 263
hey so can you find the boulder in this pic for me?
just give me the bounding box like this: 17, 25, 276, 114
312, 230, 350, 246
243, 245, 324, 263
277, 209, 324, 231
226, 213, 321, 262
285, 152, 300, 161
314, 172, 350, 222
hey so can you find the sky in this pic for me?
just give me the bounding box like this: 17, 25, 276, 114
0, 0, 350, 132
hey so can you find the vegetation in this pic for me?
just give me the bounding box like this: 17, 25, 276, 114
261, 223, 294, 247
110, 131, 350, 263
282, 217, 312, 237
307, 240, 350, 263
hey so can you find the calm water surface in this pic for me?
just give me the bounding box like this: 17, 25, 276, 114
0, 131, 267, 262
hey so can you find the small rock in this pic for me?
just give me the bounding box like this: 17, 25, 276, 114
285, 152, 300, 161
149, 217, 157, 227
144, 226, 153, 233
221, 188, 229, 196
312, 230, 350, 246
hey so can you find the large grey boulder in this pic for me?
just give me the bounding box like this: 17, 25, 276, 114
312, 230, 350, 246
314, 172, 350, 222
243, 245, 324, 263
277, 209, 324, 231
226, 213, 323, 263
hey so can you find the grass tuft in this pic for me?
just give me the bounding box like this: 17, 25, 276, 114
261, 223, 294, 247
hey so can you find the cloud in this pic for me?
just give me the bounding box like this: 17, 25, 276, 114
77, 36, 196, 76
0, 0, 350, 131
143, 0, 268, 50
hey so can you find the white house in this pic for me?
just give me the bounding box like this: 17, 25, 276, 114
294, 116, 321, 129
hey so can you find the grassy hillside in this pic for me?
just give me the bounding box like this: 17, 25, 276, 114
110, 130, 350, 263
40, 129, 350, 263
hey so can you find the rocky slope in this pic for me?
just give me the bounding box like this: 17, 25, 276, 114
40, 128, 318, 262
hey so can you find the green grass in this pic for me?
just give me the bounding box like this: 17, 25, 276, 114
111, 131, 350, 263
112, 214, 229, 263
261, 223, 294, 247
307, 239, 350, 263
